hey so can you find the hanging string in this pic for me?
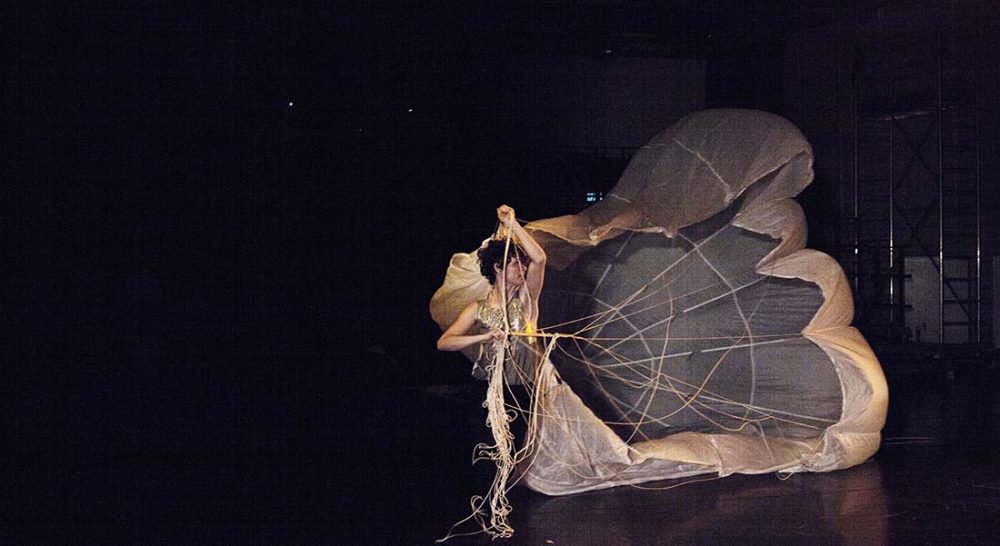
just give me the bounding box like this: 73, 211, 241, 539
439, 221, 521, 542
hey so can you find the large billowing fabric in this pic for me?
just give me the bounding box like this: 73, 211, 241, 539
431, 109, 888, 496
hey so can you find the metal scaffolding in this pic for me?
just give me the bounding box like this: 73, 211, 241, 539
840, 5, 982, 345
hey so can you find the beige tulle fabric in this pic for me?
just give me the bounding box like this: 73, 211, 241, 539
430, 109, 888, 501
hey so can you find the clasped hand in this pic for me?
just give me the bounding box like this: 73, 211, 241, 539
487, 329, 508, 344
497, 205, 516, 228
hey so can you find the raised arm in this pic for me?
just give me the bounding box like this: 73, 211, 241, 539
497, 205, 545, 266
437, 301, 500, 352
497, 205, 546, 312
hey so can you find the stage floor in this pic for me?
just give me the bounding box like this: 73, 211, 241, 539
359, 361, 1000, 545
9, 353, 1000, 544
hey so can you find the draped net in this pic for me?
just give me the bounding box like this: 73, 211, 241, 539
430, 109, 888, 533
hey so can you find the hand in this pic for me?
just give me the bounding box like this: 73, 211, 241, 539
497, 205, 516, 227
486, 329, 508, 344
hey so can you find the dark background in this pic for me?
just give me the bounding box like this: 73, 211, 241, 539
6, 2, 1000, 543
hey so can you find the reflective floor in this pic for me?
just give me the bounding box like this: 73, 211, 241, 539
374, 358, 1000, 545
9, 351, 1000, 544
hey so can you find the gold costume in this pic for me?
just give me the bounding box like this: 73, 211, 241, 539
470, 297, 538, 385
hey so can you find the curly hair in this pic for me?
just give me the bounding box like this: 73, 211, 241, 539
477, 239, 526, 285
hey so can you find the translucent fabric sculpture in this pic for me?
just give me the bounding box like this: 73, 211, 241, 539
430, 109, 888, 534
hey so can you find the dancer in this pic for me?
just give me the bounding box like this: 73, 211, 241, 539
437, 205, 546, 385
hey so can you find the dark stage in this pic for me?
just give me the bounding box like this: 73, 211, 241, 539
10, 346, 1000, 544
9, 3, 1000, 545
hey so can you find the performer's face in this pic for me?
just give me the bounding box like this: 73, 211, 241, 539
498, 257, 524, 286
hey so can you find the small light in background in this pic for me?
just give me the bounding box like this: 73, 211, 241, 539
586, 191, 604, 203
407, 108, 413, 113
288, 101, 294, 107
